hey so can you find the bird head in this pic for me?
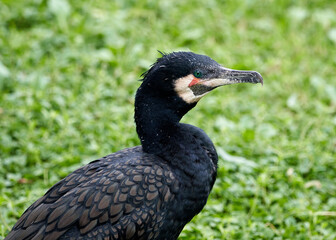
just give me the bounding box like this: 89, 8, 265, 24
139, 51, 263, 107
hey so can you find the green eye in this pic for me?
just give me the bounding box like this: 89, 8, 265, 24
193, 70, 203, 78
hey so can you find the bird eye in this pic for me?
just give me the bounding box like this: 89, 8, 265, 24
193, 70, 203, 78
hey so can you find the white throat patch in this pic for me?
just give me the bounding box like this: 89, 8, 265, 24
174, 74, 208, 104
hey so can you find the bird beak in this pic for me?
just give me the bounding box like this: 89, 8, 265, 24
200, 66, 263, 89
177, 66, 263, 103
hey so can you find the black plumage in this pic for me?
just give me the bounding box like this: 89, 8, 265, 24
5, 51, 263, 240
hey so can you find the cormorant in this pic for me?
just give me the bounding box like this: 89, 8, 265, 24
5, 51, 263, 240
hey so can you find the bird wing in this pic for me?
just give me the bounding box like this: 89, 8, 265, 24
5, 147, 179, 240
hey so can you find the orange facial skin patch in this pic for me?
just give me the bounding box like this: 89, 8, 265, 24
188, 78, 200, 87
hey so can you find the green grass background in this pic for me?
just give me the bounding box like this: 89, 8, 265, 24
1, 0, 336, 239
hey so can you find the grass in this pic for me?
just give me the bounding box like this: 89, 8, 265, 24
0, 0, 336, 239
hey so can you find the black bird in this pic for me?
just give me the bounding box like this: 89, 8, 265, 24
5, 52, 263, 240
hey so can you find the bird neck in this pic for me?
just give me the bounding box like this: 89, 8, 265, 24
134, 87, 195, 154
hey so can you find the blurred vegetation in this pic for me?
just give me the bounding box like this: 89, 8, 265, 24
1, 0, 336, 239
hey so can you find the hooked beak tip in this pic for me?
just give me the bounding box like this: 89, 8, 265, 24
255, 71, 263, 86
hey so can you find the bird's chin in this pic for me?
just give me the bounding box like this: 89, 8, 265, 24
188, 85, 213, 97
176, 88, 207, 104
